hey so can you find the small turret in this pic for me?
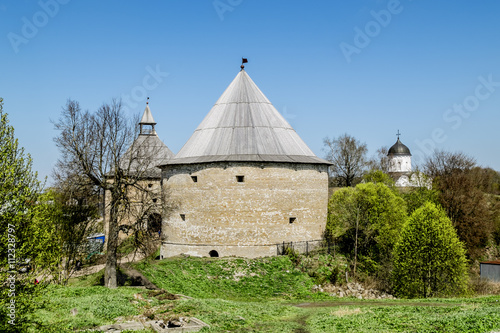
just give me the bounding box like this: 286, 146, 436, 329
139, 98, 157, 135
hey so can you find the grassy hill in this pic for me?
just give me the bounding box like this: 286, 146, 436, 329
30, 255, 500, 332
134, 255, 326, 300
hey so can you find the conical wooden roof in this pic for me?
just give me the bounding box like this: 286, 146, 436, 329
167, 70, 330, 165
121, 105, 174, 177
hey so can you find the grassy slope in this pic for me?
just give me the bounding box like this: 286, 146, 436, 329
32, 255, 500, 333
134, 256, 325, 300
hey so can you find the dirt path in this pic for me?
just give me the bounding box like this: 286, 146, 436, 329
293, 301, 457, 308
72, 252, 146, 278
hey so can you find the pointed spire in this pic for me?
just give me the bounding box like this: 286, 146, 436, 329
139, 98, 157, 135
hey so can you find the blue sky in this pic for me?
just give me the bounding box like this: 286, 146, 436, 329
2, 0, 500, 183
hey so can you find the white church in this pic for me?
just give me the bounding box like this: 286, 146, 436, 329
387, 134, 430, 188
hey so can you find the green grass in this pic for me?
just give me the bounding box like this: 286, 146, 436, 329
306, 304, 500, 333
31, 255, 500, 332
31, 285, 147, 332
134, 256, 326, 300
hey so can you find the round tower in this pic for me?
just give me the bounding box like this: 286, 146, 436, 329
159, 67, 331, 258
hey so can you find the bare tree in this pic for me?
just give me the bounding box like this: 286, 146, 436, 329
424, 150, 496, 259
53, 99, 165, 288
424, 150, 476, 178
323, 134, 368, 187
367, 146, 390, 172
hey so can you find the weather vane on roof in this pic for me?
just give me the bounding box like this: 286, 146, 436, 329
241, 57, 248, 70
396, 129, 401, 139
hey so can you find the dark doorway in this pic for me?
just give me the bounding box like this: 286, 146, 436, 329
209, 250, 219, 257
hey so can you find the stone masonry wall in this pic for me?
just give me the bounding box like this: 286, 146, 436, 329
160, 162, 329, 258
104, 177, 163, 245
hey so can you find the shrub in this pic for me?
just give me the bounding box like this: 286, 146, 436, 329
392, 202, 468, 298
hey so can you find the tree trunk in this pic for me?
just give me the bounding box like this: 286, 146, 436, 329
104, 226, 118, 287
104, 195, 119, 288
353, 208, 359, 276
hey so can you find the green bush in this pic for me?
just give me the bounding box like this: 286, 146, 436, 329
295, 254, 347, 285
392, 202, 469, 298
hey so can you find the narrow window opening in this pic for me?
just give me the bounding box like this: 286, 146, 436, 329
148, 183, 153, 188
289, 217, 297, 224
152, 198, 157, 203
209, 250, 219, 257
191, 175, 198, 183
236, 175, 245, 183
180, 214, 186, 221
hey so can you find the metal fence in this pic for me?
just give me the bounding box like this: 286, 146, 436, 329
276, 239, 340, 256
276, 240, 323, 256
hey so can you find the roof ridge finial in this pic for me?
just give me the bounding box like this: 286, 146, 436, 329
241, 57, 248, 71
147, 96, 149, 105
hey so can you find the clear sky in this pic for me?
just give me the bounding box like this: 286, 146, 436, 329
2, 0, 500, 183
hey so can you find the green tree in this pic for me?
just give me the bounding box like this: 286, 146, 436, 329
44, 186, 100, 283
402, 186, 440, 215
392, 202, 468, 298
0, 98, 57, 331
326, 182, 407, 276
363, 169, 395, 188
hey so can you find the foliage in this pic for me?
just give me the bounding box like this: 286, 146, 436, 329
0, 98, 56, 332
323, 133, 368, 187
362, 169, 395, 187
474, 167, 500, 195
326, 182, 407, 277
36, 189, 100, 284
392, 202, 469, 298
424, 150, 498, 259
402, 185, 440, 215
295, 253, 349, 285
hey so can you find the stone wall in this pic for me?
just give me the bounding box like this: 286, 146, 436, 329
160, 162, 329, 258
104, 177, 163, 245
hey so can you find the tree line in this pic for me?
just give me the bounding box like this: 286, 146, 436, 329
323, 133, 500, 298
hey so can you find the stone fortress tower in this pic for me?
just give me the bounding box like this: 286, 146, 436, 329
159, 66, 332, 258
387, 132, 412, 187
105, 101, 174, 240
